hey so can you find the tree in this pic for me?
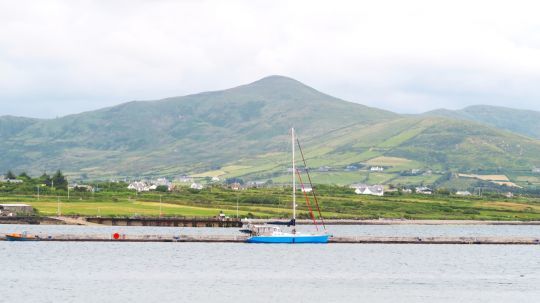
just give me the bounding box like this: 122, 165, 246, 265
155, 185, 169, 192
226, 177, 244, 185
5, 170, 16, 180
40, 173, 52, 187
51, 170, 68, 190
18, 172, 31, 181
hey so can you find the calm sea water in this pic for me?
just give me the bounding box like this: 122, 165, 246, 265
1, 224, 539, 303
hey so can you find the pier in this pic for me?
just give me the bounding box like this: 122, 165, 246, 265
84, 216, 242, 227
2, 234, 539, 244
0, 216, 243, 227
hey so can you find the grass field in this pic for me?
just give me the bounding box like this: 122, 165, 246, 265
3, 187, 540, 221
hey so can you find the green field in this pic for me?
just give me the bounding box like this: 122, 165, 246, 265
3, 186, 540, 221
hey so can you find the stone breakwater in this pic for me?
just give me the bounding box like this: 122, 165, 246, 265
2, 233, 540, 244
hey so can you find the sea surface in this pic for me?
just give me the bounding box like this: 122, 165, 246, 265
1, 224, 539, 303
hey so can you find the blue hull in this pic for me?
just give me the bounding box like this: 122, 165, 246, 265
246, 234, 330, 244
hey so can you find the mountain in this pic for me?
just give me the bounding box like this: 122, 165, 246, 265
0, 115, 40, 139
0, 76, 396, 177
423, 105, 540, 139
1, 76, 539, 183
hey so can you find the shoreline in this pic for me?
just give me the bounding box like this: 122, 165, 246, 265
249, 219, 540, 225
2, 216, 540, 226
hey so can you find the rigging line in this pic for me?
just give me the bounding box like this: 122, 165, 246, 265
297, 138, 326, 230
295, 168, 318, 231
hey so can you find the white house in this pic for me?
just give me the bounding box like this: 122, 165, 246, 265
300, 186, 313, 193
190, 183, 204, 190
211, 176, 220, 182
1, 178, 23, 184
370, 166, 384, 172
128, 181, 150, 192
351, 184, 384, 196
416, 187, 433, 195
455, 191, 472, 196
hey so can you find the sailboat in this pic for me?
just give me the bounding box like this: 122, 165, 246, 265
245, 128, 330, 244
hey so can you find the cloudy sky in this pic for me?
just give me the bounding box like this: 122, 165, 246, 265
1, 0, 540, 118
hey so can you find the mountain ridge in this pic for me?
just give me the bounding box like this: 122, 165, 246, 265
1, 76, 539, 182
423, 105, 540, 139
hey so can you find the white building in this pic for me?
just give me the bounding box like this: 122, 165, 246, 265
370, 166, 384, 172
0, 178, 23, 184
350, 184, 384, 196
190, 183, 204, 190
416, 187, 433, 195
300, 186, 313, 193
456, 191, 472, 196
128, 181, 150, 192
176, 176, 193, 183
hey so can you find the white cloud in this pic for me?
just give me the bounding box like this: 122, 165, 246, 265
1, 0, 540, 117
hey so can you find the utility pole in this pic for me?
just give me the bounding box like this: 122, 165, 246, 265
236, 194, 239, 219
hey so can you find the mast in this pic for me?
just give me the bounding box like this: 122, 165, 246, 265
292, 127, 296, 223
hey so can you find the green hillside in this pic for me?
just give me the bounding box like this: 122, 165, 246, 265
209, 117, 540, 186
0, 115, 40, 139
0, 76, 396, 177
424, 105, 540, 139
1, 76, 540, 187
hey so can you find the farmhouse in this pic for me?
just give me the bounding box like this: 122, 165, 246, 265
0, 178, 23, 184
300, 186, 313, 193
416, 187, 433, 195
190, 183, 204, 190
128, 181, 150, 192
350, 184, 384, 196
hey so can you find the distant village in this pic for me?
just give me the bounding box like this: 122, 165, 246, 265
2, 162, 537, 198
